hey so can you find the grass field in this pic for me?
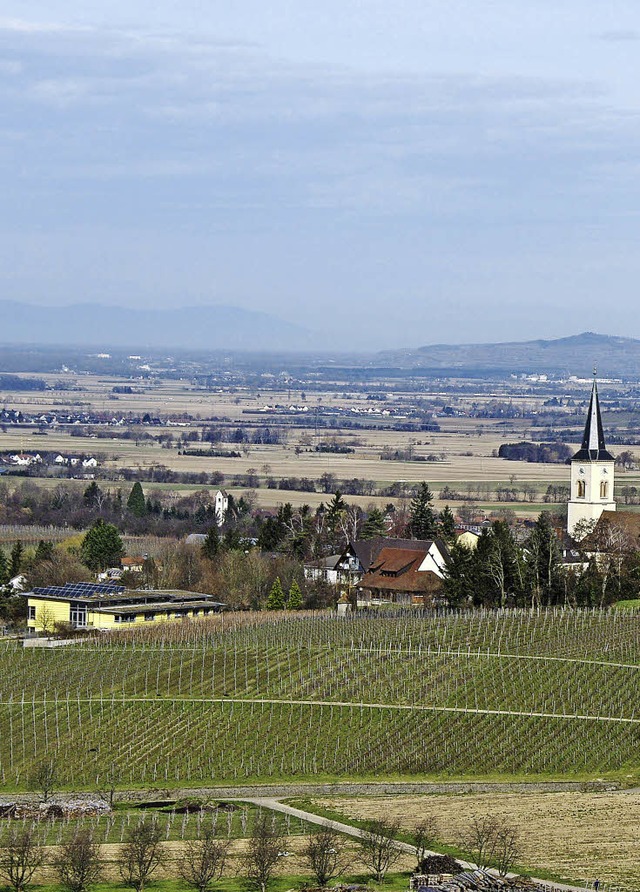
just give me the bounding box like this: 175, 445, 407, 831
2, 611, 640, 791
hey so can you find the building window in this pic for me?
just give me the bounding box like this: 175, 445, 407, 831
144, 614, 155, 622
576, 480, 586, 499
600, 481, 608, 499
70, 605, 87, 628
28, 605, 36, 621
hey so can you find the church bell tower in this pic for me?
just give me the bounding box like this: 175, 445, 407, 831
567, 374, 616, 539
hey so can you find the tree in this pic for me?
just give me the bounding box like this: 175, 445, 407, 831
53, 830, 103, 892
9, 542, 23, 579
34, 540, 55, 564
0, 548, 8, 587
438, 506, 457, 545
409, 483, 437, 539
201, 526, 220, 561
361, 507, 387, 540
29, 757, 58, 803
0, 826, 46, 892
80, 519, 124, 571
526, 512, 562, 607
265, 577, 285, 610
302, 824, 346, 886
462, 815, 519, 874
414, 818, 439, 872
117, 820, 164, 892
287, 580, 303, 610
95, 760, 120, 809
178, 824, 230, 892
357, 818, 401, 882
127, 483, 147, 518
241, 811, 285, 892
83, 482, 104, 510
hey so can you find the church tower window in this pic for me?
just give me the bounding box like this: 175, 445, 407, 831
576, 480, 586, 499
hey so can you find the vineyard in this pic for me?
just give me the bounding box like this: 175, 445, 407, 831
2, 609, 640, 789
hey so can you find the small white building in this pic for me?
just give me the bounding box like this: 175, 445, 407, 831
214, 489, 229, 527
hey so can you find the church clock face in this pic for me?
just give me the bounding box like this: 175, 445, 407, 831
579, 467, 585, 475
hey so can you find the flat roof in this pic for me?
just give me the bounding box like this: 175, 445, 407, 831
97, 600, 225, 616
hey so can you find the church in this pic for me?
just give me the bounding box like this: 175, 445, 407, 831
566, 375, 616, 540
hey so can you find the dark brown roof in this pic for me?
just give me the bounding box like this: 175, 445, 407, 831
358, 546, 443, 594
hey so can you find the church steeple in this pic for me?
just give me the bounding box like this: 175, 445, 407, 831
567, 372, 616, 538
571, 374, 614, 462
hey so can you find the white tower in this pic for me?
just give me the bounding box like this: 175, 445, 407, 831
567, 375, 616, 539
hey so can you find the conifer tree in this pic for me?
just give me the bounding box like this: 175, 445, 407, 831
409, 482, 437, 539
287, 580, 303, 610
9, 542, 23, 579
0, 549, 9, 587
201, 526, 220, 561
361, 508, 387, 540
126, 482, 147, 518
266, 577, 285, 610
438, 505, 457, 544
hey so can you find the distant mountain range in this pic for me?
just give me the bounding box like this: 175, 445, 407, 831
377, 332, 640, 377
0, 301, 313, 352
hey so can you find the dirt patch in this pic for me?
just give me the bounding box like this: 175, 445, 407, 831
308, 791, 640, 890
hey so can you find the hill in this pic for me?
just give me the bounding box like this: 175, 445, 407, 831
1, 611, 639, 790
0, 300, 313, 352
378, 332, 640, 377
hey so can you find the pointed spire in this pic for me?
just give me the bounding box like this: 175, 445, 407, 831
572, 374, 614, 461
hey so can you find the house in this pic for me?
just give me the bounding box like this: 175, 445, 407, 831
356, 537, 450, 607
120, 556, 145, 573
26, 581, 226, 633
304, 554, 342, 585
455, 528, 480, 550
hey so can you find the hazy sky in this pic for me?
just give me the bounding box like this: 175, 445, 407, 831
2, 2, 640, 349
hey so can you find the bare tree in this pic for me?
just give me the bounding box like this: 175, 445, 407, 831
29, 757, 58, 803
95, 760, 120, 809
178, 823, 230, 892
357, 818, 401, 882
117, 820, 164, 892
463, 816, 499, 869
54, 829, 103, 892
0, 826, 46, 892
302, 824, 346, 886
241, 811, 284, 892
462, 816, 520, 875
494, 824, 520, 877
414, 818, 439, 872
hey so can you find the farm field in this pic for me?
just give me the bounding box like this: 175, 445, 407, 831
301, 790, 640, 891
3, 371, 640, 515
2, 611, 640, 791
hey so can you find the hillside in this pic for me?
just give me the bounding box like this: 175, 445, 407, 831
1, 611, 639, 789
378, 332, 640, 377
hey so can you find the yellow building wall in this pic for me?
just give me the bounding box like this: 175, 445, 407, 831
27, 598, 70, 632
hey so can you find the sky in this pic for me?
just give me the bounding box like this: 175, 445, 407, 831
2, 1, 640, 350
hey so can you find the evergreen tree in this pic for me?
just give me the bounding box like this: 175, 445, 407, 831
438, 505, 457, 544
34, 540, 55, 563
441, 542, 475, 608
9, 542, 23, 579
0, 549, 8, 586
325, 491, 347, 534
80, 520, 124, 572
287, 580, 303, 610
526, 512, 563, 607
266, 577, 286, 610
361, 508, 387, 540
201, 526, 220, 561
126, 482, 147, 518
409, 482, 437, 539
